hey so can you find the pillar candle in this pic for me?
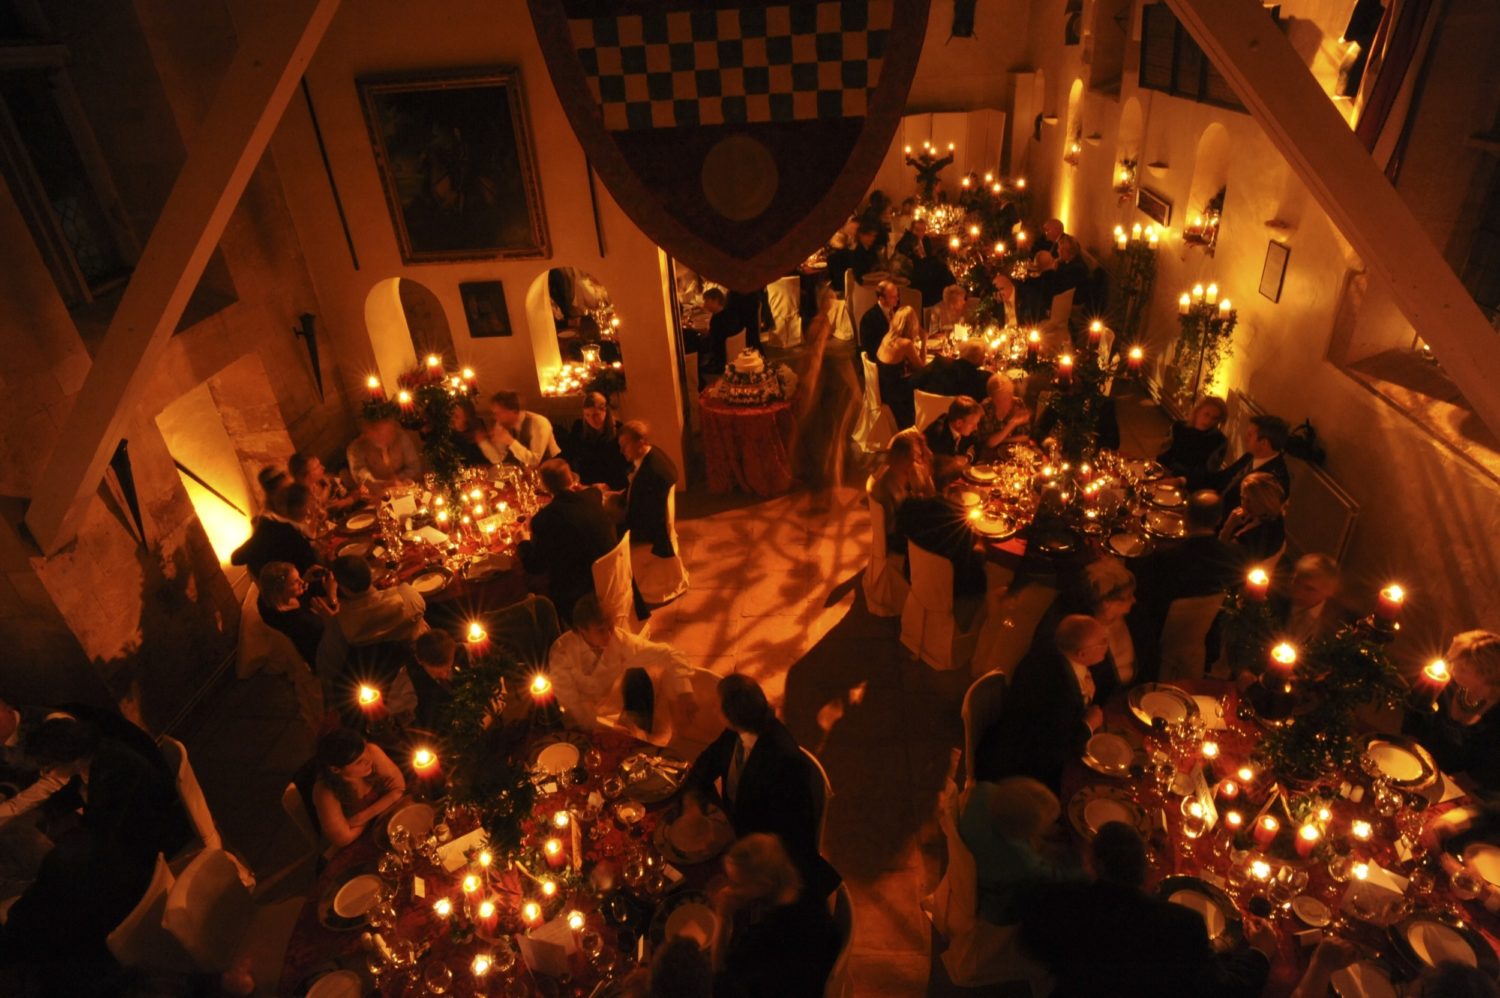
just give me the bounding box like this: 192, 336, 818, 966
1296, 823, 1322, 857
1244, 568, 1270, 602
1191, 283, 1205, 303
1205, 283, 1218, 305
1178, 293, 1192, 315
1088, 320, 1104, 347
1376, 584, 1405, 623
357, 684, 384, 720
412, 747, 439, 780
1127, 346, 1144, 373
365, 375, 384, 399
544, 837, 566, 869
1253, 815, 1280, 848
1056, 355, 1074, 386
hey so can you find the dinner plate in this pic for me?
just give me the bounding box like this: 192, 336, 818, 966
622, 751, 688, 804
664, 903, 718, 948
1145, 483, 1185, 508
386, 802, 434, 843
533, 741, 581, 774
331, 873, 383, 920
1361, 734, 1437, 790
1390, 913, 1497, 975
1067, 786, 1148, 840
965, 465, 999, 484
305, 970, 363, 998
342, 511, 377, 532
1127, 683, 1198, 728
971, 514, 1016, 539
1463, 843, 1500, 887
1122, 459, 1166, 481
336, 540, 371, 559
1143, 509, 1186, 539
648, 889, 715, 949
1291, 895, 1331, 928
1082, 731, 1134, 776
1107, 531, 1148, 558
654, 803, 734, 865
409, 568, 452, 595
957, 491, 982, 507
1331, 961, 1399, 998
1156, 876, 1242, 952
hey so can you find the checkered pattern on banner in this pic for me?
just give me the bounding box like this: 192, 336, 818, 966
570, 1, 893, 130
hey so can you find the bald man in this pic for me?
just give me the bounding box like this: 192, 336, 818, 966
974, 615, 1109, 790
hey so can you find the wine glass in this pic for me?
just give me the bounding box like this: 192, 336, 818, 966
422, 961, 453, 995
580, 928, 605, 966
491, 940, 517, 975
365, 947, 391, 986
1451, 867, 1484, 901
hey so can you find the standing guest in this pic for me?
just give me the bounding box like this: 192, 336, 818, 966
1157, 396, 1228, 481
1130, 491, 1240, 677
859, 279, 901, 363
256, 561, 335, 667
875, 305, 928, 429
546, 595, 693, 740
1195, 414, 1291, 518
520, 459, 620, 625
564, 392, 630, 490
615, 420, 679, 561
897, 217, 953, 307
822, 217, 859, 290
790, 285, 862, 491
709, 834, 841, 998
310, 728, 405, 850
346, 414, 423, 490
684, 675, 840, 899
699, 288, 739, 377
1219, 471, 1287, 569
867, 428, 935, 555
1032, 218, 1065, 258
448, 397, 500, 466
915, 340, 991, 402
409, 630, 458, 731
1404, 631, 1500, 793
1018, 822, 1275, 997
230, 482, 319, 579
489, 390, 561, 468
895, 457, 987, 600
978, 373, 1031, 457
974, 616, 1109, 791
990, 273, 1023, 329
848, 221, 882, 285
1271, 554, 1343, 644
289, 452, 363, 526
924, 395, 983, 462
959, 777, 1081, 924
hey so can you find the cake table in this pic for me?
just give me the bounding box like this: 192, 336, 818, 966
699, 392, 794, 497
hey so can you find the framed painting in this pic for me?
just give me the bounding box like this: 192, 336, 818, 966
458, 281, 513, 338
1259, 240, 1290, 303
357, 69, 550, 263
1136, 186, 1172, 227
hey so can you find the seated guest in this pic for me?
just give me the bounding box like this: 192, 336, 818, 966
710, 833, 841, 998
1033, 218, 1065, 258
924, 395, 984, 462
546, 595, 692, 741
256, 464, 290, 506
1130, 490, 1240, 678
409, 630, 458, 731
310, 728, 405, 849
875, 305, 927, 429
959, 777, 1081, 924
328, 555, 428, 648
1157, 396, 1228, 481
564, 391, 630, 490
1404, 631, 1500, 792
859, 279, 900, 363
1019, 822, 1275, 997
616, 420, 679, 560
619, 936, 714, 998
289, 451, 362, 524
867, 428, 935, 554
1194, 413, 1291, 518
0, 699, 70, 830
1272, 553, 1343, 644
257, 561, 334, 666
684, 675, 839, 899
1051, 235, 1089, 297
346, 413, 422, 489
316, 557, 427, 720
489, 390, 561, 468
896, 457, 987, 601
978, 373, 1031, 457
1042, 557, 1140, 700
1015, 252, 1058, 325
519, 459, 619, 625
928, 284, 969, 334
230, 482, 319, 579
448, 396, 500, 466
1219, 471, 1287, 569
974, 616, 1110, 791
915, 340, 991, 403
990, 272, 1023, 328
848, 220, 882, 285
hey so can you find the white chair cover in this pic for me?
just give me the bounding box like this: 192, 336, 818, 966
1158, 592, 1227, 681
843, 268, 860, 305
724, 331, 747, 363
825, 884, 856, 998
593, 530, 647, 634
914, 390, 955, 432
280, 782, 320, 853
159, 735, 254, 890
831, 296, 854, 342
107, 853, 190, 971
631, 486, 689, 606
766, 276, 803, 348
1048, 287, 1075, 328
236, 582, 304, 680
961, 672, 1008, 786
163, 848, 254, 973
863, 486, 908, 617
973, 583, 1057, 677
852, 355, 897, 453
901, 541, 984, 671
800, 746, 834, 855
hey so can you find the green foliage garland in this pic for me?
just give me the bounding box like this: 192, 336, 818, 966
1170, 305, 1236, 413
439, 651, 536, 854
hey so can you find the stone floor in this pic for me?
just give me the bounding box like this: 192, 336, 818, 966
179, 392, 1172, 996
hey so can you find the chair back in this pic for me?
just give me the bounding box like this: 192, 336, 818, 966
927, 779, 979, 938
669, 667, 727, 754
107, 853, 186, 969
961, 671, 1008, 786
862, 354, 884, 408
236, 582, 304, 679
862, 478, 908, 618
767, 276, 802, 348
831, 296, 855, 342
825, 884, 856, 998
724, 330, 747, 363
592, 530, 636, 629
898, 286, 923, 316
849, 282, 877, 335
488, 594, 561, 668
843, 268, 860, 304
1158, 592, 1227, 681
157, 734, 221, 854
280, 780, 320, 853
632, 487, 689, 605
867, 485, 889, 566
1048, 287, 1075, 326
907, 540, 955, 614
800, 746, 833, 854
163, 848, 253, 972
914, 390, 955, 432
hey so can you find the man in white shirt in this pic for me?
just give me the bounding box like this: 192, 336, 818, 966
346, 415, 423, 489
1278, 553, 1342, 645
0, 700, 69, 826
546, 595, 693, 742
489, 390, 561, 468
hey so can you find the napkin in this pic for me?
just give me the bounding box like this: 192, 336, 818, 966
517, 917, 577, 976
465, 552, 514, 579
438, 829, 486, 872
406, 526, 449, 546
389, 494, 418, 517
1192, 696, 1228, 730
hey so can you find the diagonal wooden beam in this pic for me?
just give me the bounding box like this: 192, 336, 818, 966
1164, 0, 1500, 439
25, 0, 342, 555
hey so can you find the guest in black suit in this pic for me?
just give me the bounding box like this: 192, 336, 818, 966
698, 288, 741, 377
615, 420, 678, 560
1032, 218, 1065, 259
520, 459, 620, 624
973, 615, 1109, 791
858, 280, 900, 363
409, 630, 457, 732
989, 273, 1024, 329
923, 395, 984, 463
725, 288, 771, 353
848, 221, 882, 285
684, 675, 839, 900
257, 561, 334, 666
1052, 235, 1090, 297
1019, 823, 1276, 997
896, 218, 954, 307
915, 341, 991, 403
1404, 631, 1500, 793
563, 392, 630, 490
895, 458, 987, 600
1270, 553, 1344, 646
1037, 556, 1143, 702
230, 482, 319, 579
1219, 471, 1287, 569
1158, 396, 1229, 481
1193, 414, 1292, 521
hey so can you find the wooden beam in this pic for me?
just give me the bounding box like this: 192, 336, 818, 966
25, 0, 341, 554
1164, 0, 1500, 439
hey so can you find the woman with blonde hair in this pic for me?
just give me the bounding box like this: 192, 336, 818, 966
1404, 631, 1500, 791
875, 304, 927, 428
1158, 395, 1228, 482
711, 833, 841, 997
978, 372, 1030, 458
867, 428, 934, 554
930, 283, 969, 335
1219, 470, 1286, 569
958, 777, 1079, 923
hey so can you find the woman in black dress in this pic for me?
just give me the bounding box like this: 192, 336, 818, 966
1159, 396, 1228, 482
564, 391, 630, 490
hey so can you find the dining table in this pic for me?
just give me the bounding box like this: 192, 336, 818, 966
279, 724, 729, 997
1061, 677, 1500, 997
698, 393, 794, 498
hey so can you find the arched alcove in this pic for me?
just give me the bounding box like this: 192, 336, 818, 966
1116, 96, 1143, 165
525, 267, 625, 397
1064, 79, 1085, 149
1185, 123, 1232, 235
363, 277, 456, 385
397, 279, 456, 362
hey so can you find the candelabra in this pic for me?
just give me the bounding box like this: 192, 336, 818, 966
1112, 224, 1160, 348
1173, 282, 1237, 409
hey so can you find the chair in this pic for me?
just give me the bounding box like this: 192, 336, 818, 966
825, 884, 856, 998
279, 780, 320, 856
685, 356, 701, 433
593, 530, 647, 635
487, 594, 561, 668
157, 735, 256, 888
163, 848, 254, 972
830, 295, 855, 342
898, 286, 923, 316
766, 275, 802, 348
914, 390, 954, 432
1157, 593, 1228, 681
800, 746, 834, 856
863, 485, 908, 617
724, 330, 747, 363
1047, 287, 1075, 329
107, 853, 191, 971
631, 485, 690, 606
852, 354, 897, 453
848, 281, 877, 342
237, 583, 324, 732
842, 268, 860, 304
960, 671, 1008, 786
901, 541, 985, 671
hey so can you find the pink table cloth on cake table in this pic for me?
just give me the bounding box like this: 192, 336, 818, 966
698, 393, 794, 496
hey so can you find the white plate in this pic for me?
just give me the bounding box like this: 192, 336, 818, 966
1108, 532, 1147, 557
965, 465, 999, 483
1147, 483, 1184, 507
410, 570, 450, 595
535, 742, 581, 774
332, 873, 383, 919
343, 512, 377, 532
958, 491, 981, 507
1465, 843, 1500, 887
1144, 509, 1186, 538
1405, 920, 1478, 968
1169, 889, 1226, 938
387, 802, 434, 841
1367, 742, 1425, 783
1140, 690, 1190, 724
336, 540, 371, 558
972, 515, 1014, 538
664, 902, 717, 948
1083, 797, 1138, 835
1086, 732, 1133, 772
306, 970, 364, 998
1331, 961, 1398, 998
1291, 895, 1331, 927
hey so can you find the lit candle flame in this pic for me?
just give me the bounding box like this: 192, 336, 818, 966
1201, 741, 1220, 759
1250, 859, 1272, 880
522, 900, 542, 924
467, 621, 487, 643
1299, 824, 1321, 844
567, 910, 586, 931
553, 811, 571, 829
357, 685, 381, 707
540, 878, 558, 898
1353, 862, 1370, 881
1248, 568, 1269, 588
433, 897, 453, 917
1425, 659, 1451, 683
426, 354, 442, 367
472, 954, 492, 977
1351, 820, 1372, 841
477, 899, 496, 919
1271, 642, 1298, 668
412, 747, 437, 772
462, 874, 480, 894
1236, 765, 1255, 783
478, 850, 493, 868
531, 673, 553, 697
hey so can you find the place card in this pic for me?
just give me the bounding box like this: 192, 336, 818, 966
413, 876, 426, 898
390, 493, 418, 517
662, 863, 684, 885
516, 917, 577, 977
407, 526, 450, 546
438, 828, 486, 872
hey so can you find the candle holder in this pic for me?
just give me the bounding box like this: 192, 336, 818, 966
1173, 288, 1237, 408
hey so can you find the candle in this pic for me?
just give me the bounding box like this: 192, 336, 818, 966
539, 878, 558, 899
477, 898, 498, 930
1216, 779, 1240, 805
1127, 346, 1144, 373
1419, 659, 1452, 706
1376, 584, 1405, 623
1224, 810, 1244, 832
1017, 229, 1029, 245
553, 811, 571, 830
365, 375, 384, 399
1147, 227, 1159, 248
1201, 740, 1220, 762
1268, 642, 1298, 678
1116, 230, 1128, 251
472, 954, 493, 979
1191, 283, 1205, 302
397, 389, 413, 411
1317, 806, 1332, 825
412, 747, 439, 778
1205, 283, 1218, 305
985, 172, 994, 183
994, 241, 1006, 255
991, 182, 1002, 194
968, 224, 981, 239
1244, 568, 1270, 601
1178, 292, 1191, 315
477, 850, 493, 870
462, 873, 481, 895
1350, 819, 1373, 843
1056, 355, 1074, 386
1352, 862, 1370, 881
1236, 765, 1256, 786
462, 367, 475, 381
530, 673, 553, 702
521, 901, 543, 927
435, 509, 449, 527
961, 176, 971, 187
356, 684, 383, 719
1025, 329, 1040, 362
949, 236, 961, 250
904, 144, 912, 154
567, 909, 586, 932
544, 837, 566, 869
1088, 320, 1104, 346
1015, 177, 1026, 189
1254, 815, 1281, 848
426, 353, 442, 372
1218, 298, 1231, 316
948, 141, 955, 151
1296, 823, 1322, 857
1250, 858, 1273, 882
433, 897, 453, 919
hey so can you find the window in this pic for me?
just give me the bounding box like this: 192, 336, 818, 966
1138, 3, 1270, 112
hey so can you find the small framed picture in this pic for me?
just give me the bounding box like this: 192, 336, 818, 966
1136, 186, 1172, 227
459, 281, 512, 338
1259, 241, 1290, 303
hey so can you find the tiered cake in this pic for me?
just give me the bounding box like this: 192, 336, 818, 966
720, 349, 783, 406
